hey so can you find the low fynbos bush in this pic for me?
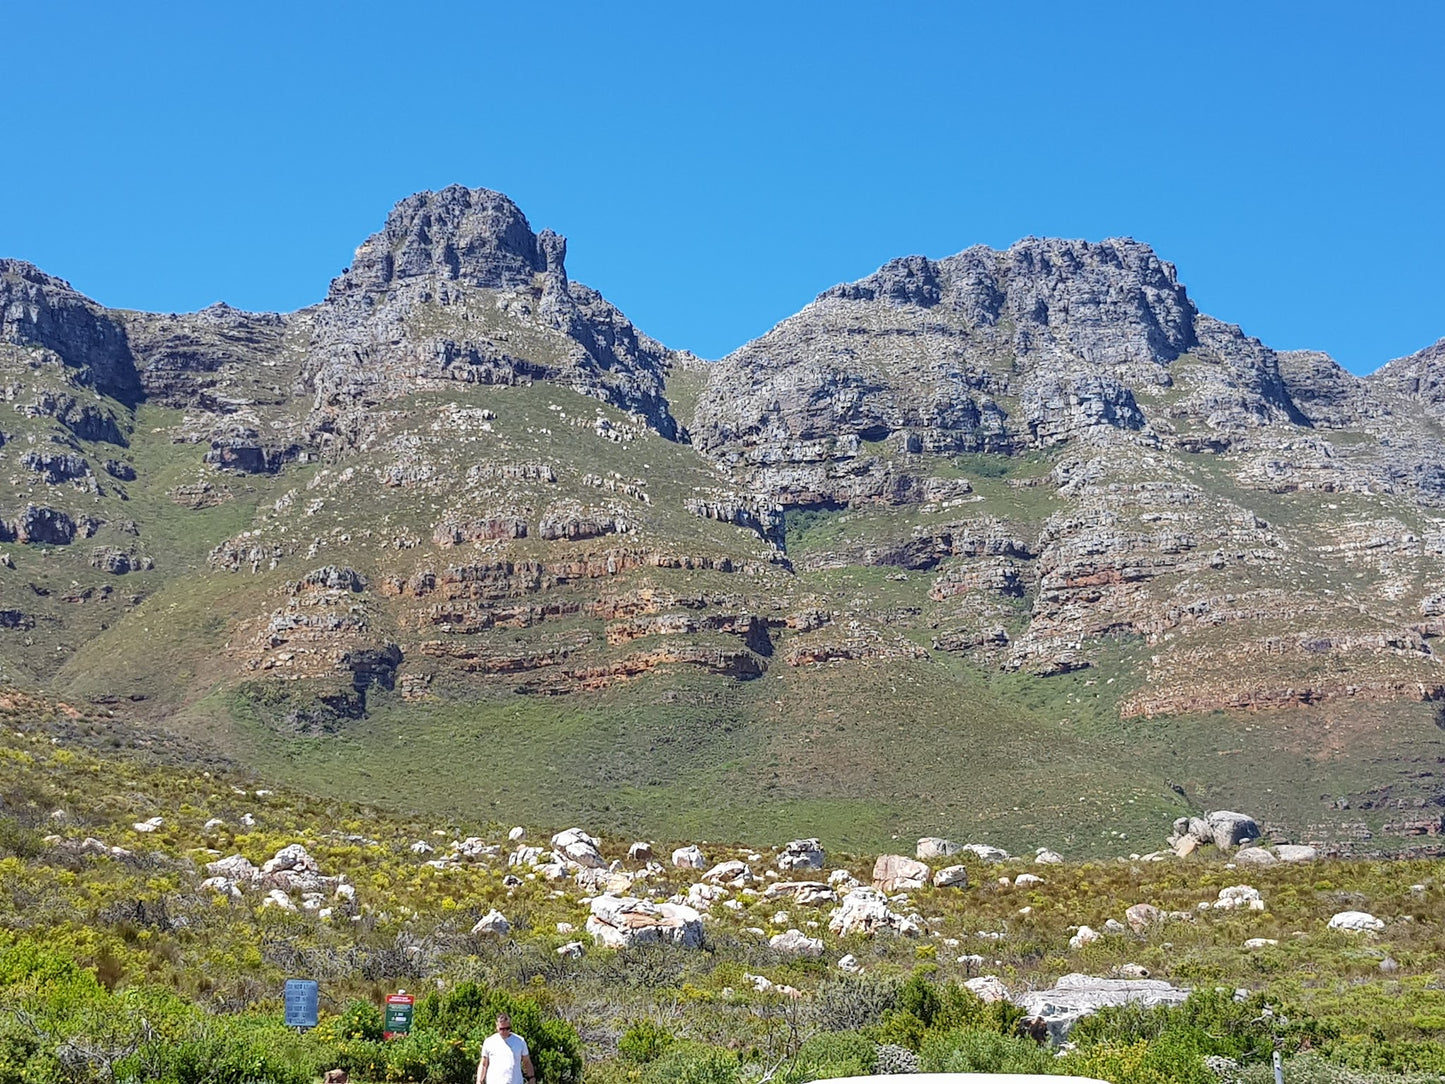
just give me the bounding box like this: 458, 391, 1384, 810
919, 1028, 1055, 1075
639, 1041, 740, 1084
618, 1019, 675, 1064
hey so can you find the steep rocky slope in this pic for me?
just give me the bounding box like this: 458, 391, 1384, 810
2, 190, 1443, 852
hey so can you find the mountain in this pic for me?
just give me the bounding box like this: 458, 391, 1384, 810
2, 188, 1443, 854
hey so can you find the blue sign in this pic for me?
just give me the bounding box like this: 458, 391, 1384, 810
284, 979, 319, 1028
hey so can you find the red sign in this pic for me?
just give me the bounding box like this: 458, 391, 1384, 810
383, 993, 414, 1040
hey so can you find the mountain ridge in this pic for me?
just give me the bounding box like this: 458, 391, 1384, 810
3, 185, 1444, 854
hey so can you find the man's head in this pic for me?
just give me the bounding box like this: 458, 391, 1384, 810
495, 1013, 512, 1035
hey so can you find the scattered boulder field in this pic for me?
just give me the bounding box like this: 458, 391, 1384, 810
38, 802, 1413, 1043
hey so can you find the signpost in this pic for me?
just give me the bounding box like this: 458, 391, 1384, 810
384, 992, 415, 1040
284, 979, 319, 1030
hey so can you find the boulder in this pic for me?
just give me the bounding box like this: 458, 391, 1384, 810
1035, 848, 1064, 864
556, 941, 585, 959
872, 854, 930, 893
764, 881, 837, 906
262, 843, 318, 875
1275, 844, 1318, 863
508, 845, 544, 867
672, 844, 707, 869
261, 889, 295, 911
552, 828, 606, 869
409, 840, 435, 855
471, 910, 511, 936
1069, 925, 1101, 949
458, 837, 501, 860
1243, 938, 1279, 949
1207, 811, 1260, 850
507, 826, 526, 841
1125, 903, 1161, 933
933, 865, 969, 889
769, 929, 825, 957
965, 975, 1010, 1002
959, 843, 1010, 862
777, 838, 825, 871
1014, 873, 1045, 887
1213, 885, 1264, 911
687, 882, 728, 909
627, 841, 653, 862
1016, 973, 1191, 1042
1328, 910, 1384, 933
827, 887, 921, 937
205, 854, 259, 883
703, 860, 752, 885
837, 953, 862, 974
585, 895, 704, 949
916, 836, 962, 860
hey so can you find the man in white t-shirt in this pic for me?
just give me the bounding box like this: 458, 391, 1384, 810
476, 1013, 535, 1084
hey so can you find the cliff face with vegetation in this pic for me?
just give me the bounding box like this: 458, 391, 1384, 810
3, 187, 1444, 853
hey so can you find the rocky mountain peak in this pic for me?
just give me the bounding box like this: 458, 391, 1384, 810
339, 185, 567, 298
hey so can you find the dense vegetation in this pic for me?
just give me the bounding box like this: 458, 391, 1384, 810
1, 693, 1443, 1082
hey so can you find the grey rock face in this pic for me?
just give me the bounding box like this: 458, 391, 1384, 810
346, 185, 557, 293
307, 185, 681, 442
1369, 337, 1445, 419
692, 237, 1309, 507
0, 259, 140, 404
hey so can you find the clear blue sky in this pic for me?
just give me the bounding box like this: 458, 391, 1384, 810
3, 3, 1441, 373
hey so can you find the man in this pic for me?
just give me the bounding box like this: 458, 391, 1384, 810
477, 1013, 535, 1084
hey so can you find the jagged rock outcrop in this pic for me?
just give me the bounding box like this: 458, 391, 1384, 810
303, 185, 682, 443
1, 260, 141, 404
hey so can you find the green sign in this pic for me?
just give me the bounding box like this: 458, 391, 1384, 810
384, 994, 414, 1039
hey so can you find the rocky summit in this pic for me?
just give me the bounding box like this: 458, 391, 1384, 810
3, 186, 1444, 853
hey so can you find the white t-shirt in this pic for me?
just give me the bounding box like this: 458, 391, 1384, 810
480, 1032, 530, 1084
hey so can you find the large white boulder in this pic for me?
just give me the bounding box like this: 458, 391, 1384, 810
262, 843, 318, 875
965, 975, 1010, 1003
472, 910, 511, 936
672, 845, 707, 869
1328, 910, 1384, 933
776, 839, 825, 871
703, 860, 751, 885
764, 881, 837, 906
585, 895, 704, 948
1017, 973, 1191, 1042
1213, 885, 1265, 911
1276, 844, 1318, 862
206, 854, 259, 883
959, 843, 1010, 862
932, 865, 969, 889
872, 854, 930, 893
769, 929, 825, 957
916, 837, 962, 860
828, 888, 921, 937
1125, 903, 1161, 933
552, 828, 606, 869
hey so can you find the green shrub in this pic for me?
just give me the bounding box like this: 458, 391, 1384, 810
618, 1019, 675, 1063
640, 1041, 740, 1084
919, 1027, 1056, 1075
791, 1030, 876, 1078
